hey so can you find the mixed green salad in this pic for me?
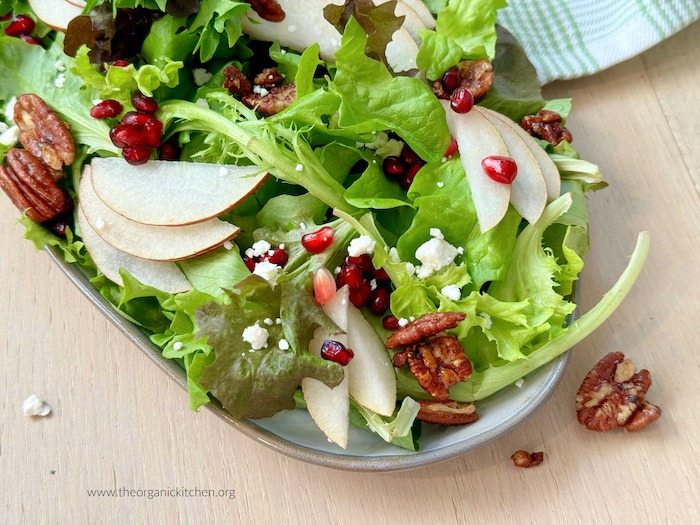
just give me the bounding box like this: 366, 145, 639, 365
0, 0, 648, 451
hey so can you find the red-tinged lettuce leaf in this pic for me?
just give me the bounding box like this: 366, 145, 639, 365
324, 0, 404, 69
166, 0, 200, 17
197, 276, 343, 419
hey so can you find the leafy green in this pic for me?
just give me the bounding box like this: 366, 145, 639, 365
349, 397, 420, 450
142, 14, 199, 62
188, 0, 248, 62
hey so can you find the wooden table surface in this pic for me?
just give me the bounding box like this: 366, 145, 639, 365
2, 22, 699, 525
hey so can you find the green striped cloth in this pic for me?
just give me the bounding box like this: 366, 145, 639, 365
497, 0, 700, 84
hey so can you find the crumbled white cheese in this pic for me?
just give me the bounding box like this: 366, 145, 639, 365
389, 247, 400, 263
514, 378, 525, 388
251, 239, 272, 257
94, 217, 106, 230
275, 318, 282, 325
280, 49, 287, 55
195, 98, 210, 109
348, 235, 375, 257
242, 324, 269, 350
253, 260, 281, 287
457, 246, 464, 255
173, 341, 183, 351
23, 394, 51, 417
375, 138, 404, 159
370, 279, 377, 291
429, 228, 444, 240
409, 316, 415, 322
4, 96, 17, 123
279, 244, 285, 250
405, 262, 416, 277
223, 241, 233, 251
263, 318, 273, 326
299, 222, 306, 230
334, 266, 341, 274
278, 339, 290, 351
295, 163, 303, 172
54, 74, 66, 89
481, 313, 493, 329
193, 68, 213, 87
267, 250, 275, 256
92, 99, 103, 106
245, 248, 254, 258
253, 85, 269, 97
0, 125, 20, 147
414, 238, 459, 278
219, 167, 228, 176
55, 60, 66, 72
437, 181, 445, 188
398, 318, 409, 327
441, 157, 447, 163
441, 284, 461, 301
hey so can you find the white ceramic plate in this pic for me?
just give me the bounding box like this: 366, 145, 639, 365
48, 245, 574, 472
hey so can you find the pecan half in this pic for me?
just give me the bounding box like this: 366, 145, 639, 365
386, 312, 466, 349
511, 450, 544, 468
242, 83, 296, 116
223, 65, 253, 96
254, 67, 284, 89
576, 352, 660, 432
0, 148, 72, 223
521, 109, 573, 146
393, 335, 472, 401
432, 59, 494, 101
14, 94, 75, 180
416, 400, 478, 425
247, 0, 285, 22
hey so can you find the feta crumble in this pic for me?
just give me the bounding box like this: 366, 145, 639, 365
173, 341, 183, 351
23, 394, 51, 417
514, 378, 525, 388
253, 85, 269, 97
389, 247, 400, 263
54, 74, 66, 89
429, 228, 444, 240
437, 181, 445, 188
195, 98, 210, 109
245, 248, 254, 258
242, 324, 269, 350
278, 339, 290, 351
295, 163, 303, 171
275, 318, 282, 325
251, 240, 272, 257
55, 60, 66, 72
398, 318, 409, 327
223, 241, 233, 251
370, 279, 377, 291
480, 313, 493, 329
414, 237, 458, 278
253, 261, 281, 287
299, 222, 306, 230
441, 284, 461, 301
193, 68, 213, 87
263, 318, 273, 326
405, 262, 416, 277
348, 235, 375, 257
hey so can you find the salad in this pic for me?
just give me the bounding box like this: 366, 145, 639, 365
0, 0, 649, 451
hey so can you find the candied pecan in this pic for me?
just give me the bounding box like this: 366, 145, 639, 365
432, 59, 494, 101
223, 65, 253, 96
521, 109, 573, 146
416, 400, 478, 425
242, 83, 296, 116
511, 450, 544, 468
254, 67, 284, 89
247, 0, 285, 22
393, 335, 472, 401
0, 148, 72, 223
14, 94, 75, 180
386, 312, 466, 349
576, 352, 660, 432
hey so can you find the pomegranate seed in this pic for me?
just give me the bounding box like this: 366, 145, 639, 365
18, 34, 41, 46
450, 87, 474, 114
313, 268, 337, 305
321, 340, 354, 366
122, 145, 151, 165
142, 116, 163, 148
346, 254, 373, 274
481, 156, 518, 184
400, 163, 421, 190
121, 111, 151, 128
445, 136, 459, 158
262, 248, 288, 267
348, 282, 371, 308
368, 287, 390, 315
112, 60, 130, 67
159, 144, 178, 161
382, 314, 400, 331
301, 226, 334, 254
90, 100, 123, 119
131, 92, 158, 113
382, 156, 404, 179
243, 256, 256, 272
441, 67, 460, 94
338, 264, 364, 289
110, 124, 143, 148
1, 14, 12, 21
400, 145, 420, 166
5, 15, 35, 36
373, 267, 390, 281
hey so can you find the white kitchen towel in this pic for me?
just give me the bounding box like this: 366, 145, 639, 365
497, 0, 700, 84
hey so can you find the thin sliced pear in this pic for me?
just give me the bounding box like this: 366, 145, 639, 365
375, 0, 427, 43
242, 0, 418, 72
441, 100, 511, 233
322, 285, 350, 332
399, 0, 435, 28
79, 167, 240, 261
28, 0, 83, 31
476, 107, 547, 224
90, 158, 267, 226
479, 107, 561, 201
345, 302, 397, 417
302, 329, 350, 448
77, 207, 193, 294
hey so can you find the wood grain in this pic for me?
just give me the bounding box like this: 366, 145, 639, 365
2, 22, 699, 524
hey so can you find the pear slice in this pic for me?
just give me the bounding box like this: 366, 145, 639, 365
79, 167, 240, 261
441, 100, 511, 233
398, 0, 435, 29
242, 0, 419, 72
375, 0, 427, 43
28, 0, 83, 31
90, 158, 267, 226
479, 107, 561, 201
321, 284, 350, 332
476, 107, 547, 224
77, 207, 193, 294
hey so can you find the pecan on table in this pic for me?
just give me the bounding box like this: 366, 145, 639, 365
14, 94, 75, 181
242, 83, 296, 116
254, 67, 285, 89
511, 450, 544, 468
247, 0, 285, 22
0, 148, 73, 223
223, 65, 253, 96
521, 109, 573, 146
416, 400, 478, 425
432, 59, 494, 101
576, 352, 661, 432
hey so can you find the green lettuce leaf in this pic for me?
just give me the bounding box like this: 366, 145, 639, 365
188, 0, 249, 62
